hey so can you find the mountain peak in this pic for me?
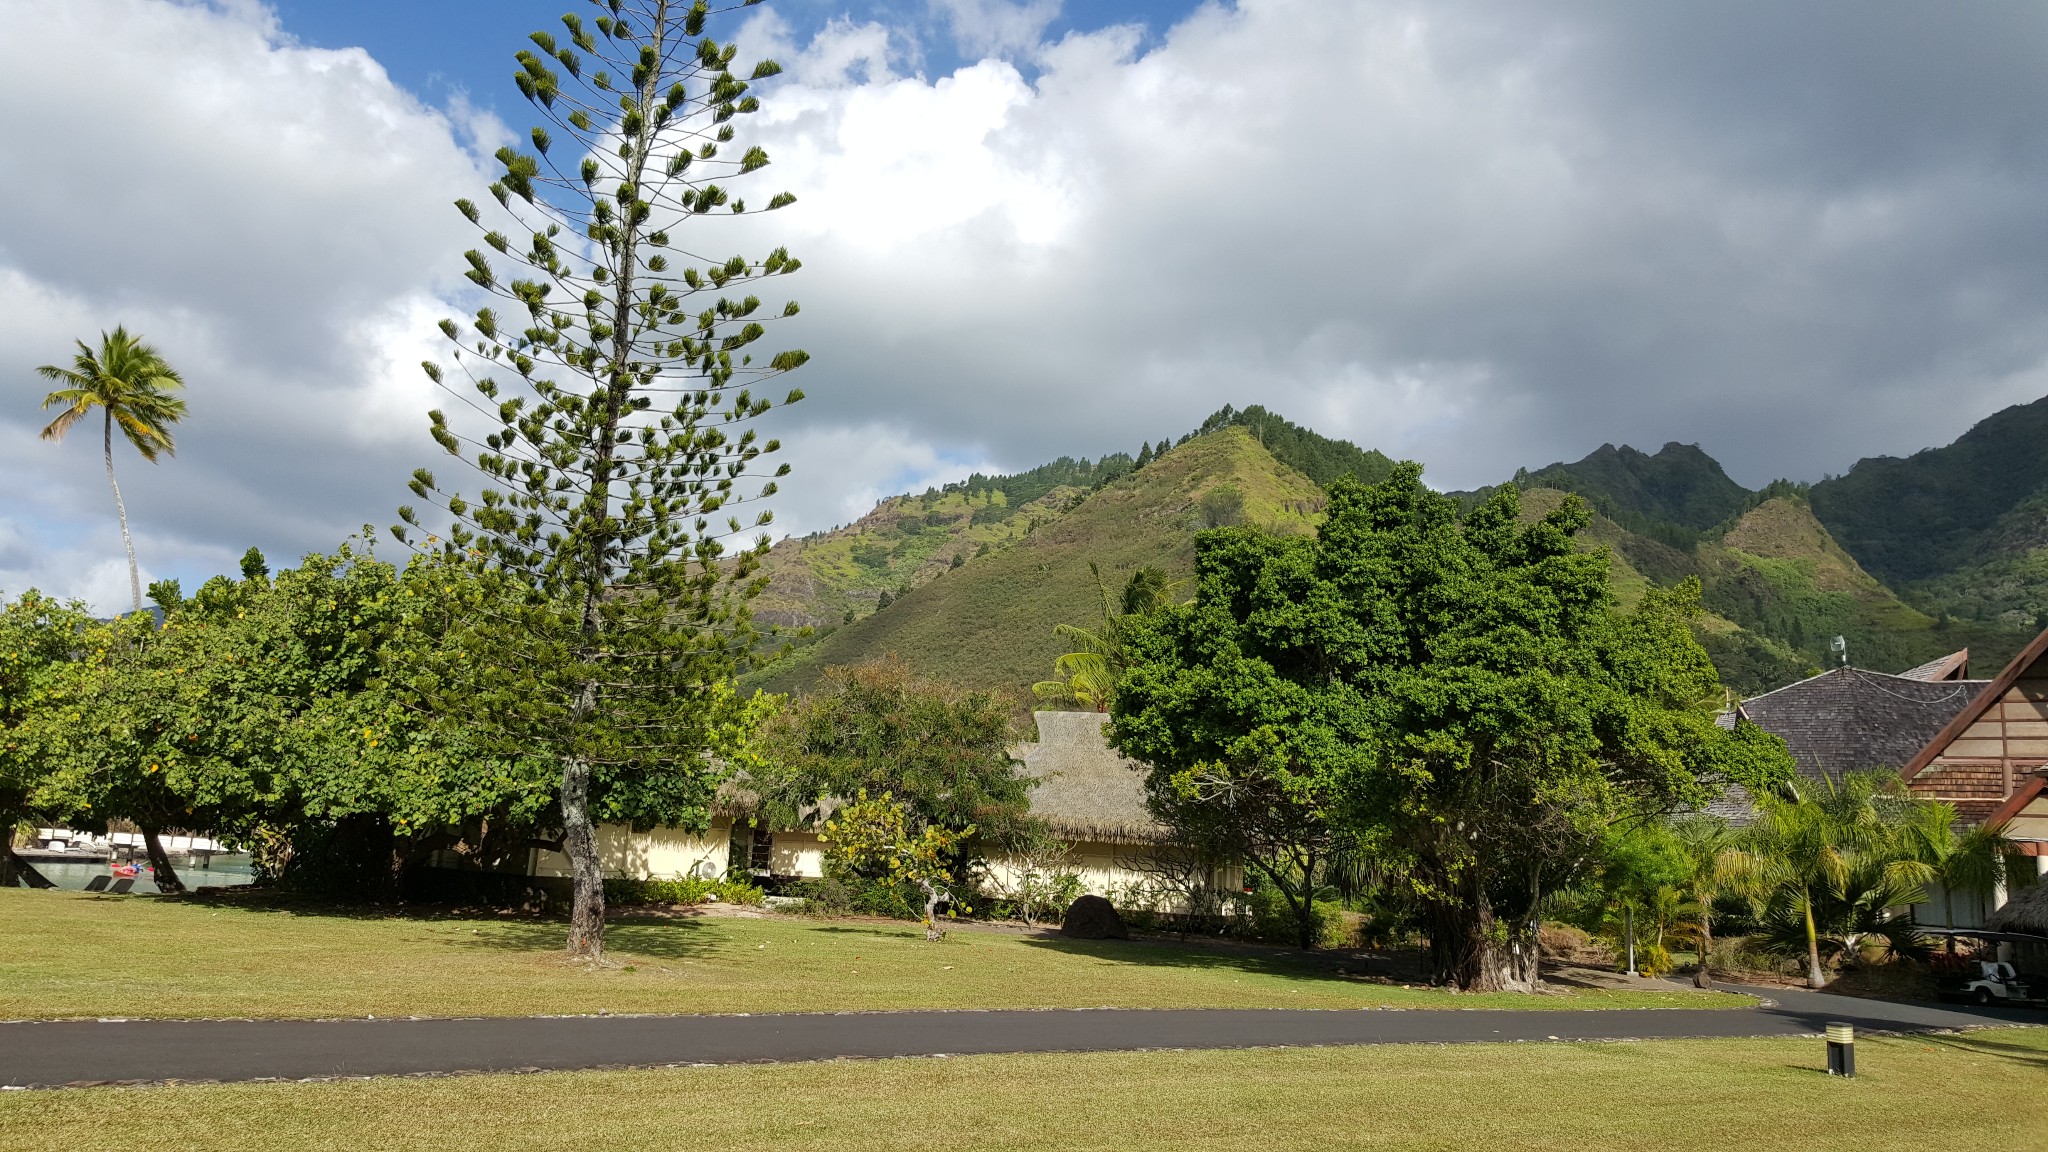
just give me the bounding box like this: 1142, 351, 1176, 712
1507, 439, 1751, 532
748, 425, 1326, 703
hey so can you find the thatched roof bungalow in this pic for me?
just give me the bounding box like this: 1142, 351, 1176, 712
1988, 881, 2048, 936
527, 710, 1211, 908
1013, 710, 1168, 845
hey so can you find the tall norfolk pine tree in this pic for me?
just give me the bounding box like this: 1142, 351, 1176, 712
400, 0, 807, 958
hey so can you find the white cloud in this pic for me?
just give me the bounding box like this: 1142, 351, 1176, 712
0, 0, 494, 603
728, 0, 2048, 506
930, 0, 1062, 60
10, 0, 2048, 606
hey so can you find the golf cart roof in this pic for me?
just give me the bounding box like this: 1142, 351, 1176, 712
1916, 926, 2048, 945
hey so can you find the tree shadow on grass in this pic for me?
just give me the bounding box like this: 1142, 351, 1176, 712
800, 924, 931, 941
1017, 934, 1399, 989
1913, 1031, 2048, 1071
443, 916, 733, 962
167, 891, 734, 963
170, 889, 534, 925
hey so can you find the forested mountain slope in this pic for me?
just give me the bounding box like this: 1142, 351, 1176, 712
751, 396, 2046, 703
748, 427, 1324, 701
1810, 394, 2048, 632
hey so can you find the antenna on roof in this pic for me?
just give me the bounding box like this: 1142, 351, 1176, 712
1830, 635, 1849, 669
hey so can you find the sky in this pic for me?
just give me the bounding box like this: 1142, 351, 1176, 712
5, 0, 2048, 611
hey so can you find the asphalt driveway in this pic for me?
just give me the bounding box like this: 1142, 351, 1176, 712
2, 984, 2035, 1089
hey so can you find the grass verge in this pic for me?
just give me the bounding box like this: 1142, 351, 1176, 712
1, 888, 1741, 1019
3, 1031, 2044, 1151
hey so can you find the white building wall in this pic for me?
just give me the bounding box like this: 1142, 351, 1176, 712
529, 823, 728, 881
529, 822, 1224, 912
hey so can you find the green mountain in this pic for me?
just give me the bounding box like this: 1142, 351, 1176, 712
751, 397, 2047, 705
1519, 442, 1751, 529
748, 427, 1325, 702
1460, 441, 1752, 553
1810, 395, 2048, 631
1193, 404, 1398, 489
1692, 494, 2022, 682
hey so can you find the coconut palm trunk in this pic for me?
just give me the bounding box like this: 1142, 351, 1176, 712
1802, 888, 1826, 987
103, 409, 143, 614
37, 326, 187, 617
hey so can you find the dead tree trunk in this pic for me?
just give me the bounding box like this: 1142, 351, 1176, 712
920, 879, 949, 942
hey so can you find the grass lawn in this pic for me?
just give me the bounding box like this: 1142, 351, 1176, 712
4, 1030, 2044, 1151
0, 888, 1741, 1020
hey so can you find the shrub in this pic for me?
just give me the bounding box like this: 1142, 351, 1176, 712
783, 873, 933, 921
1246, 881, 1354, 949
603, 876, 765, 907
1703, 935, 1791, 977
782, 877, 853, 916
1538, 924, 1615, 968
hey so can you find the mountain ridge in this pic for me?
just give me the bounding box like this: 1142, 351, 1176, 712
752, 396, 2045, 701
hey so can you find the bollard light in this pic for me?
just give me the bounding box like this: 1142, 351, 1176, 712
1825, 1022, 1855, 1078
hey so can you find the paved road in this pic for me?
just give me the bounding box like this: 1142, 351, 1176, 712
2, 986, 2035, 1088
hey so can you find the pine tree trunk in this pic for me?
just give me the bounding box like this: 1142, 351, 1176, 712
560, 754, 605, 959
104, 412, 143, 615
141, 826, 185, 894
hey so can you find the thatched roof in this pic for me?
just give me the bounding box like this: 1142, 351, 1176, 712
1988, 881, 2048, 936
1013, 710, 1169, 844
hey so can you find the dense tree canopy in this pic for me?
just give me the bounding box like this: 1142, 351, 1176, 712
0, 590, 96, 885
1112, 464, 1794, 989
751, 659, 1031, 874
11, 546, 562, 893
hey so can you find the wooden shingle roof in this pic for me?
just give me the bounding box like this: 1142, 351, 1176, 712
1733, 667, 1988, 784
1897, 649, 1972, 681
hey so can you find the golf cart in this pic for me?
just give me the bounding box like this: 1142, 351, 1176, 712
1922, 927, 2048, 1007
1941, 959, 2034, 1005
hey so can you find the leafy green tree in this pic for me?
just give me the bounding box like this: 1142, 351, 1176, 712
27, 608, 215, 891
37, 328, 188, 615
1143, 738, 1346, 950
0, 591, 96, 886
1574, 822, 1690, 976
21, 544, 565, 897
399, 1, 807, 959
1113, 466, 1794, 989
754, 659, 1030, 867
821, 791, 972, 941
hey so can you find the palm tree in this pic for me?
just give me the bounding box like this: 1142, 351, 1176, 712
37, 328, 187, 614
1726, 772, 1929, 987
1670, 816, 1741, 960
1903, 801, 2016, 931
1033, 563, 1171, 711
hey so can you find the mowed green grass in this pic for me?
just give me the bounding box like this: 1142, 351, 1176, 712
5, 1031, 2045, 1152
0, 889, 1742, 1020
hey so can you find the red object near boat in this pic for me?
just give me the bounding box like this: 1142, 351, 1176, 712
110, 864, 140, 878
